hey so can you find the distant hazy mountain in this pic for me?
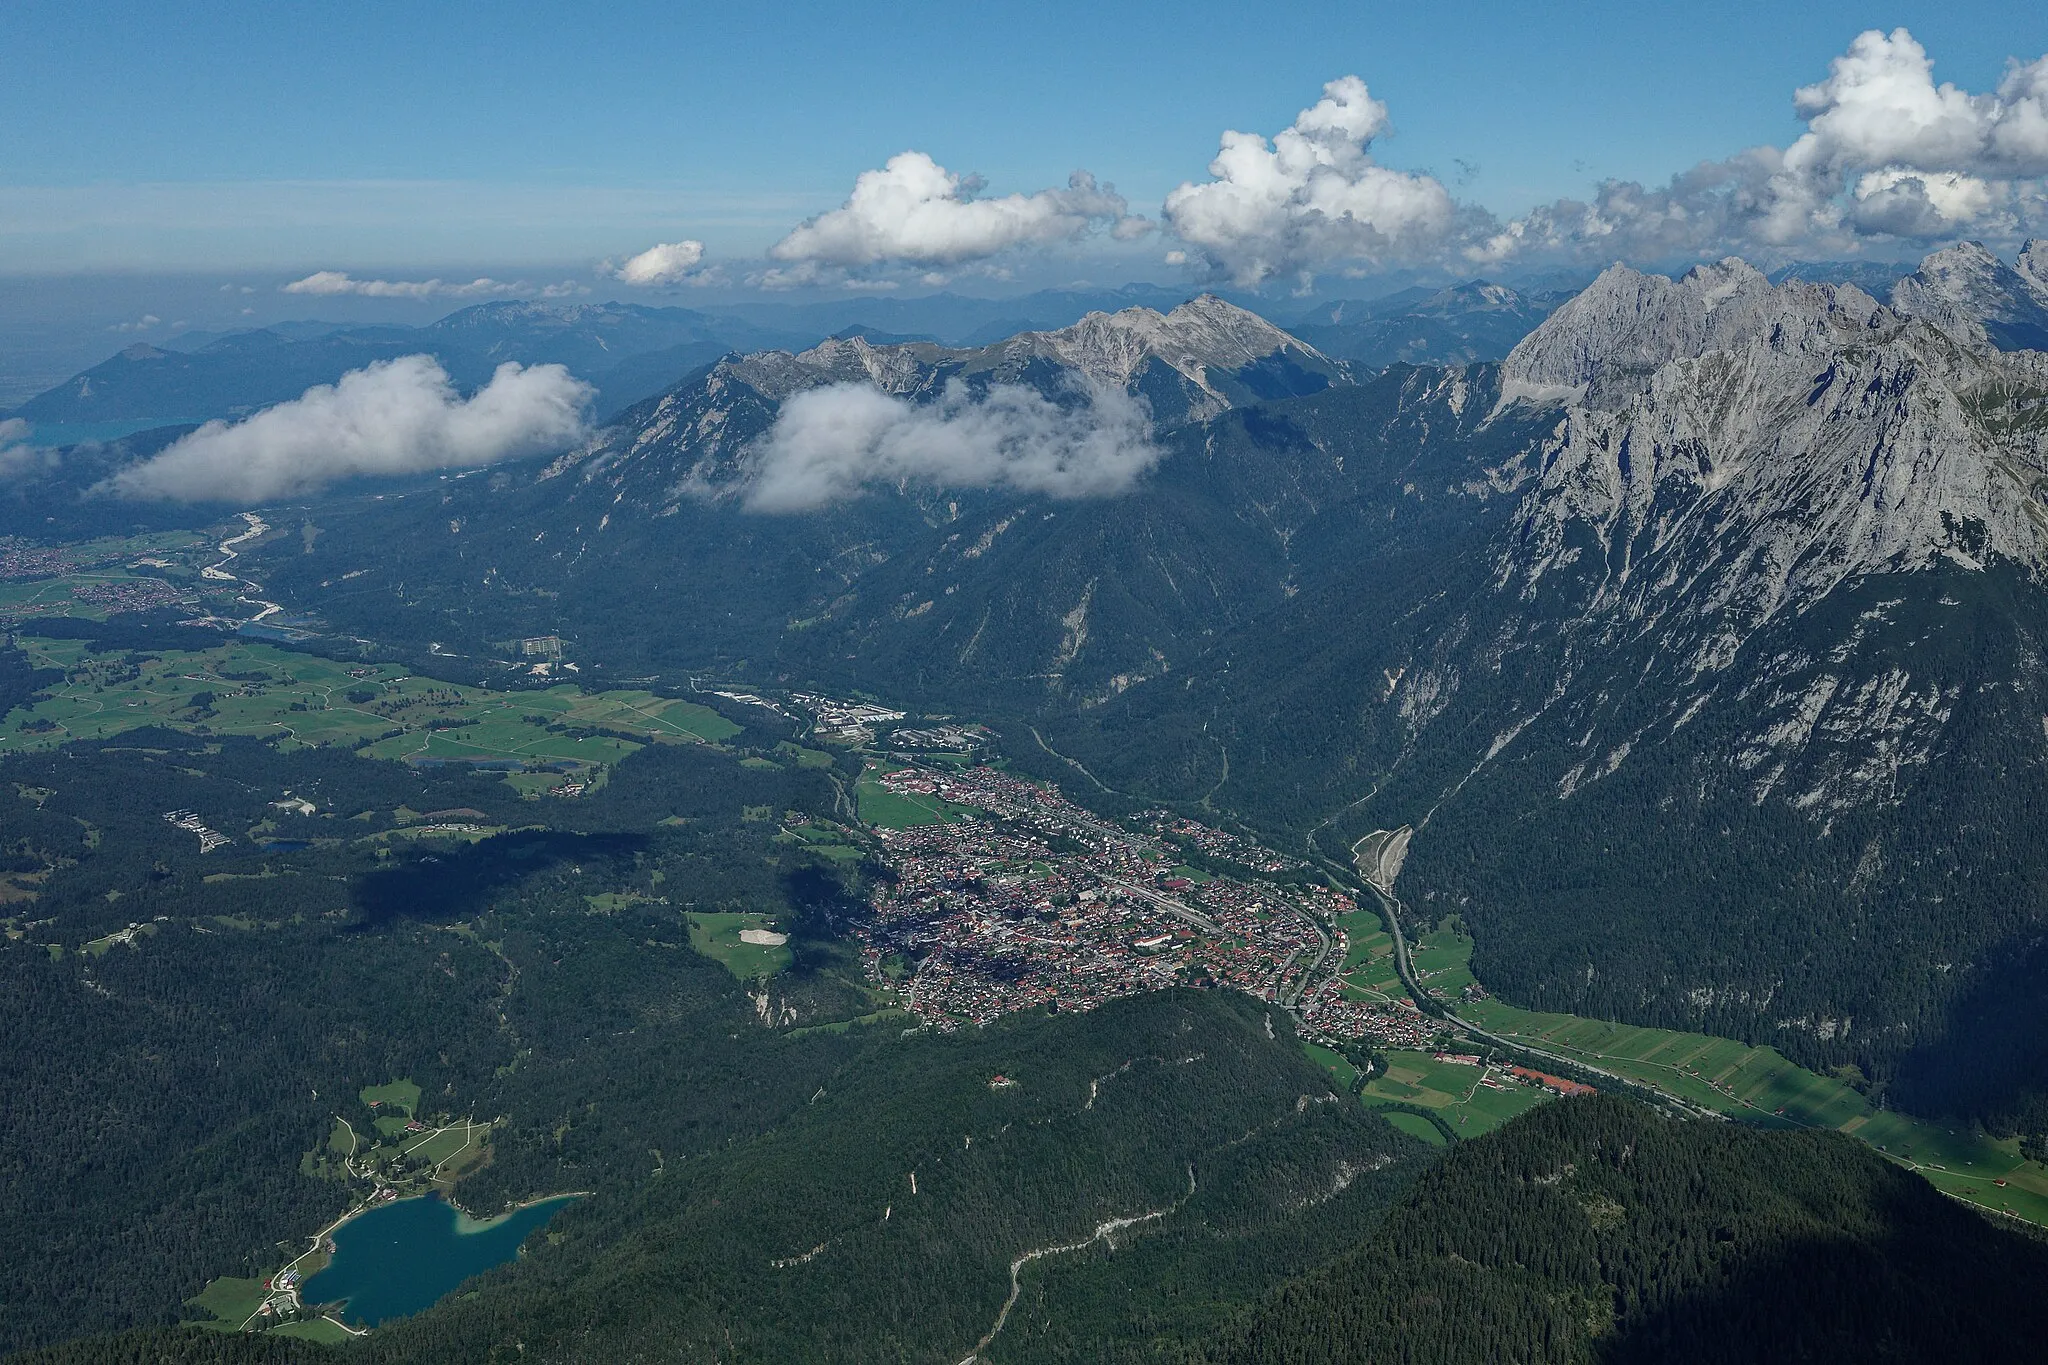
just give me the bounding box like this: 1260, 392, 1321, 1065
700, 283, 1200, 348
4, 302, 810, 429
1767, 259, 1920, 292
1291, 279, 1564, 368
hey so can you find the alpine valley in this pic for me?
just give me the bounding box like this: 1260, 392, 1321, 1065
9, 241, 2048, 1365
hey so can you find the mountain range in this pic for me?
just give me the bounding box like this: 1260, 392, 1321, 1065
3, 280, 1567, 440
243, 239, 2048, 1136
3, 302, 806, 430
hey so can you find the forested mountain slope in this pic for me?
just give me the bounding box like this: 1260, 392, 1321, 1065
262, 355, 1544, 709
18, 1093, 2047, 1365
1200, 1094, 2048, 1365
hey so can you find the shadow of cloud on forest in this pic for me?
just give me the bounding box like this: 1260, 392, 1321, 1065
348, 829, 647, 927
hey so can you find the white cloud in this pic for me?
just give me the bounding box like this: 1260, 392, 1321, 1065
1162, 76, 1457, 286
769, 152, 1147, 270
1788, 30, 2048, 183
1476, 29, 2048, 266
612, 239, 713, 286
109, 314, 161, 333
281, 271, 522, 299
0, 419, 58, 479
741, 379, 1161, 512
105, 355, 591, 502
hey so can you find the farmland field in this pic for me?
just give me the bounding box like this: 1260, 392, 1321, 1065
1333, 910, 1403, 998
1359, 1049, 1552, 1138
0, 637, 738, 777
1427, 924, 2048, 1224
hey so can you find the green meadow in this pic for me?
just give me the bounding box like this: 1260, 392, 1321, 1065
359, 1079, 420, 1117
1359, 1049, 1552, 1138
855, 764, 979, 829
187, 1276, 267, 1330
687, 912, 792, 981
1424, 924, 2048, 1225
0, 637, 738, 779
1333, 909, 1404, 999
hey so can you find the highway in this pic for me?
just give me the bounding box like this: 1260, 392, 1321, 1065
1329, 839, 1717, 1122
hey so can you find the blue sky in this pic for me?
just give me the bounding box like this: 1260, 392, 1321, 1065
4, 1, 2047, 283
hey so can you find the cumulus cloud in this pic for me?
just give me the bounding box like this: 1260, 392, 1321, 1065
741, 379, 1160, 512
0, 419, 58, 479
1162, 76, 1457, 286
1475, 29, 2048, 266
611, 239, 715, 286
768, 152, 1148, 271
105, 355, 591, 502
109, 314, 161, 333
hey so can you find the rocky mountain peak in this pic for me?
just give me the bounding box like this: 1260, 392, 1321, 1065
2020, 239, 2048, 296
997, 294, 1321, 391
1490, 247, 2048, 684
1889, 240, 2048, 352
1496, 257, 1882, 408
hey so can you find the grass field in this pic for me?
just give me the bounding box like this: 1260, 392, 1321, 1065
687, 912, 792, 980
0, 637, 738, 780
1420, 924, 2048, 1225
1300, 1040, 1358, 1089
1381, 1111, 1448, 1146
359, 1079, 420, 1118
401, 1120, 489, 1172
856, 763, 979, 829
267, 1317, 354, 1343
1334, 910, 1403, 999
188, 1276, 266, 1328
1360, 1050, 1552, 1138
777, 823, 865, 863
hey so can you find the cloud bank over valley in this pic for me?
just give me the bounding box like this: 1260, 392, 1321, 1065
105, 355, 592, 502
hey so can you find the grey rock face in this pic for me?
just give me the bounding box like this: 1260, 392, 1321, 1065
1889, 241, 2048, 352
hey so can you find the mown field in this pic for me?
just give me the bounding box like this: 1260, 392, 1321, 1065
359, 1079, 421, 1117
1333, 909, 1403, 999
855, 763, 979, 829
687, 911, 792, 980
1419, 922, 2048, 1225
0, 637, 739, 777
187, 1276, 267, 1331
1360, 1049, 1551, 1138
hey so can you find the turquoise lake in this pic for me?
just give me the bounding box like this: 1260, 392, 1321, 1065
301, 1193, 578, 1326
